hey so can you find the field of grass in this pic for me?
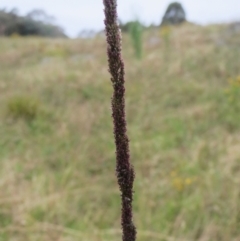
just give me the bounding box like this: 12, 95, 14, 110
0, 23, 240, 241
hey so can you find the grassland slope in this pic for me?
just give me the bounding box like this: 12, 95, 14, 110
0, 23, 240, 241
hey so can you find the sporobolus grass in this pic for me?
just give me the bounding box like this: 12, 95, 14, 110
103, 0, 137, 240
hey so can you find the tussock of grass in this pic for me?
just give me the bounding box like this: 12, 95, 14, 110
6, 95, 41, 121
0, 23, 240, 241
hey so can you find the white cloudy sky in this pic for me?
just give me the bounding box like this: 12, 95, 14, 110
1, 0, 240, 37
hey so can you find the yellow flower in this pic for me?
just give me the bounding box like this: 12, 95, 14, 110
172, 177, 184, 191
185, 178, 192, 185
160, 26, 171, 38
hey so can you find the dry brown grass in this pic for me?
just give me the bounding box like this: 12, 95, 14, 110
0, 23, 240, 241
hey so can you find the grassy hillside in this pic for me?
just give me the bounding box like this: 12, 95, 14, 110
0, 23, 240, 241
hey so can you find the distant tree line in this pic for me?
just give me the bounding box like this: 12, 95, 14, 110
0, 2, 186, 38
0, 8, 67, 37
119, 2, 186, 33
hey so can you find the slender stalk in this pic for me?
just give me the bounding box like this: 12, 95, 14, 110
103, 1, 137, 241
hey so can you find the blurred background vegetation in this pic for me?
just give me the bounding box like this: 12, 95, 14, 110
0, 8, 66, 38
0, 1, 240, 241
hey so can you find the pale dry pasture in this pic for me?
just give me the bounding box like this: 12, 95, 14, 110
0, 23, 240, 241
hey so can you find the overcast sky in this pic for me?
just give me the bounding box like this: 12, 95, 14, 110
1, 0, 240, 37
